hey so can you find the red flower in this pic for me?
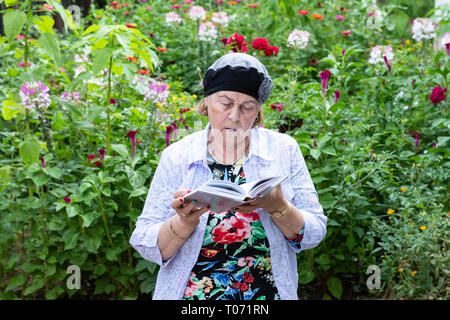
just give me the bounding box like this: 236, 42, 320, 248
110, 1, 121, 9
126, 23, 138, 29
298, 9, 308, 15
156, 47, 168, 52
341, 30, 352, 36
251, 37, 269, 50
383, 55, 392, 73
223, 33, 248, 53
137, 69, 151, 75
212, 216, 251, 244
264, 45, 279, 57
240, 283, 249, 291
98, 149, 106, 160
429, 86, 447, 105
270, 104, 284, 112
87, 154, 98, 163
334, 90, 340, 103
40, 157, 46, 168
319, 69, 331, 95
63, 196, 71, 204
110, 98, 117, 104
127, 130, 137, 157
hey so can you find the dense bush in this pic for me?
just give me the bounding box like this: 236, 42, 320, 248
0, 0, 448, 300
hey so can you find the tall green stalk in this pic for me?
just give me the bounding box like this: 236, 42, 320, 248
106, 37, 115, 156
24, 0, 32, 72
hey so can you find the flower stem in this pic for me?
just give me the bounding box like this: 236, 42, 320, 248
24, 0, 32, 72
106, 37, 115, 156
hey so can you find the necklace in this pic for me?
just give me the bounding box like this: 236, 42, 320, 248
208, 144, 247, 166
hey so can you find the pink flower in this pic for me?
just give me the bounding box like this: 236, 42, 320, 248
335, 15, 345, 20
415, 132, 420, 148
270, 104, 284, 112
446, 43, 450, 56
63, 196, 71, 204
40, 157, 46, 168
342, 49, 346, 56
172, 4, 181, 8
109, 98, 117, 104
237, 257, 255, 267
127, 130, 137, 157
18, 62, 31, 67
341, 30, 352, 36
334, 90, 340, 103
184, 0, 193, 3
319, 70, 331, 95
15, 35, 25, 40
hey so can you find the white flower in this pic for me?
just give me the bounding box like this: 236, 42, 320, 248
198, 22, 217, 42
287, 29, 310, 49
189, 5, 206, 20
411, 18, 436, 42
212, 11, 229, 27
368, 45, 394, 65
165, 11, 182, 25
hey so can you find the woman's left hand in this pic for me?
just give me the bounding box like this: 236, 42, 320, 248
232, 184, 288, 214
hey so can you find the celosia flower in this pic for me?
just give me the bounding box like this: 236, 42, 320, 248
287, 29, 310, 49
223, 33, 248, 52
20, 81, 51, 111
212, 11, 229, 27
165, 12, 182, 25
127, 130, 137, 157
251, 37, 279, 56
198, 22, 218, 42
319, 70, 331, 96
298, 9, 308, 15
40, 157, 46, 168
334, 90, 340, 103
264, 45, 279, 57
189, 5, 206, 20
368, 45, 394, 65
87, 154, 98, 163
446, 43, 450, 56
98, 149, 105, 160
165, 121, 178, 146
63, 196, 71, 204
411, 18, 435, 42
110, 98, 117, 104
429, 86, 447, 105
383, 55, 392, 72
144, 81, 169, 105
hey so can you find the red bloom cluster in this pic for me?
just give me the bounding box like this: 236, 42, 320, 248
429, 86, 447, 105
251, 37, 279, 57
222, 33, 248, 52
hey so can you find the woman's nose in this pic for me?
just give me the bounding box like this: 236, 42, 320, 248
227, 105, 240, 121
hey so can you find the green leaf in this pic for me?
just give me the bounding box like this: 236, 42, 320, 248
2, 100, 23, 120
43, 166, 62, 180
33, 16, 54, 34
45, 287, 64, 300
19, 136, 41, 167
6, 274, 28, 292
45, 0, 77, 32
327, 277, 343, 299
38, 33, 61, 67
91, 48, 112, 76
3, 9, 26, 43
0, 166, 11, 192
128, 186, 147, 199
319, 193, 336, 209
111, 144, 129, 158
298, 269, 315, 284
82, 24, 100, 36
66, 205, 79, 218
310, 148, 321, 160
23, 275, 45, 296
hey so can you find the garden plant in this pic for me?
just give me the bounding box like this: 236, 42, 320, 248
0, 0, 448, 300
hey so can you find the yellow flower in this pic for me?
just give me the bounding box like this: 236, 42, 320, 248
192, 94, 198, 99
387, 209, 395, 215
398, 267, 404, 273
410, 271, 417, 276
385, 40, 392, 44
417, 41, 422, 47
408, 47, 413, 51
419, 225, 426, 231
400, 187, 407, 192
405, 39, 411, 45
156, 102, 163, 109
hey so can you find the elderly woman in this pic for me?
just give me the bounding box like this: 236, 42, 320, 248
130, 53, 327, 300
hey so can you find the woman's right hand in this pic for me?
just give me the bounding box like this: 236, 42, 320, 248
171, 189, 210, 231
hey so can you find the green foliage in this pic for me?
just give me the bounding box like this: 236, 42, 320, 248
0, 0, 447, 300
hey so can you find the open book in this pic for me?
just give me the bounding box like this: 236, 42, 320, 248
182, 175, 288, 213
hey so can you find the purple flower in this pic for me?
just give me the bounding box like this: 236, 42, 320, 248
313, 140, 317, 148
319, 70, 331, 96
342, 49, 346, 56
432, 142, 437, 148
383, 55, 391, 73
334, 90, 340, 103
98, 149, 105, 160
415, 132, 420, 148
110, 98, 117, 104
40, 157, 46, 168
165, 121, 179, 147
270, 104, 284, 112
63, 196, 71, 204
126, 130, 137, 157
20, 81, 51, 111
144, 81, 169, 105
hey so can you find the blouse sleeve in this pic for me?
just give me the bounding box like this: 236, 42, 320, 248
286, 138, 327, 253
129, 148, 181, 267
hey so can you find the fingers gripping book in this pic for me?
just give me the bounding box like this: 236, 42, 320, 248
182, 175, 288, 213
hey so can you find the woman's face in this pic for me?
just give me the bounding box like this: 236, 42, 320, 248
205, 91, 260, 145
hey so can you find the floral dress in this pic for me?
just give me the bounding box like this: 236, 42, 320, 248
182, 149, 302, 300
